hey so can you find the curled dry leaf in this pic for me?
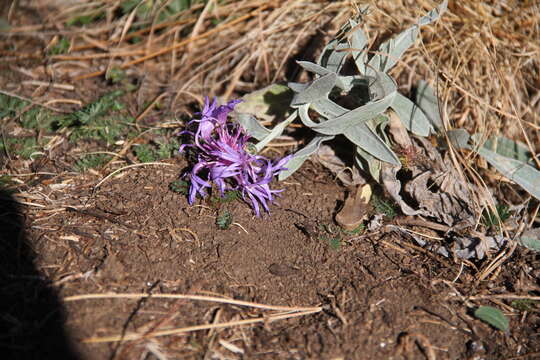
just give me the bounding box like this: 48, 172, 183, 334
336, 184, 372, 231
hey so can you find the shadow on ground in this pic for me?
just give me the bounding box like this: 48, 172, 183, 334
0, 188, 81, 359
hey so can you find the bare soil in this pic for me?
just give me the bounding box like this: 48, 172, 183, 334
2, 159, 537, 359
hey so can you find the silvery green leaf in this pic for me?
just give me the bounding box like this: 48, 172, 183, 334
518, 228, 540, 252
291, 73, 337, 107
317, 39, 350, 74
278, 135, 335, 180
391, 92, 433, 136
310, 71, 397, 135
377, 25, 420, 73
482, 136, 533, 163
356, 146, 382, 182
296, 61, 350, 89
477, 146, 540, 201
345, 122, 400, 165
418, 0, 448, 26
311, 98, 348, 119
298, 104, 318, 127
288, 82, 309, 93
296, 61, 331, 77
446, 128, 471, 150
367, 0, 447, 74
416, 80, 443, 131
235, 113, 270, 141
349, 21, 369, 74
254, 111, 297, 152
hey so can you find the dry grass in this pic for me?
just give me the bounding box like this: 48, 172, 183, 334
2, 1, 538, 141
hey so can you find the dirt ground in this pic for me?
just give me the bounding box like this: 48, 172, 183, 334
0, 159, 535, 359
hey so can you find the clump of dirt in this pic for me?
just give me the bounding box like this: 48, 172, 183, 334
15, 160, 536, 359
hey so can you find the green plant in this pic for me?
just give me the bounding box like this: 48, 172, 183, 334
210, 190, 241, 205
133, 139, 180, 162
48, 37, 70, 55
216, 210, 232, 230
0, 93, 26, 119
343, 223, 365, 235
70, 115, 134, 145
58, 90, 124, 129
318, 223, 342, 250
510, 299, 538, 312
0, 94, 56, 130
0, 175, 14, 190
20, 107, 55, 131
238, 1, 448, 182
133, 144, 155, 162
66, 10, 105, 26
106, 67, 126, 84
481, 204, 510, 230
0, 137, 41, 159
74, 154, 111, 172
447, 130, 540, 201
169, 180, 189, 195
372, 194, 397, 219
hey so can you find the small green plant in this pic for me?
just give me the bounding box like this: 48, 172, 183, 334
133, 144, 155, 162
74, 154, 111, 172
57, 90, 124, 129
20, 107, 55, 131
210, 190, 241, 205
133, 140, 180, 162
106, 67, 126, 84
0, 137, 41, 159
318, 223, 342, 250
0, 94, 56, 131
66, 10, 105, 27
169, 180, 189, 195
372, 194, 397, 219
0, 93, 26, 119
510, 299, 538, 313
481, 204, 510, 230
343, 223, 365, 235
216, 210, 232, 230
70, 115, 134, 145
48, 37, 70, 55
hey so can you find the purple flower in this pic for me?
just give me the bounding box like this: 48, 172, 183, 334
179, 97, 291, 216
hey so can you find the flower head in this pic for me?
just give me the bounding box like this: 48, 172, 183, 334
180, 97, 291, 216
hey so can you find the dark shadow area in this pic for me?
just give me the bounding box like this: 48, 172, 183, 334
0, 188, 81, 359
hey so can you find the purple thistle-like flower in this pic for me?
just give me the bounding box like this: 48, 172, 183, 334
180, 97, 291, 216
